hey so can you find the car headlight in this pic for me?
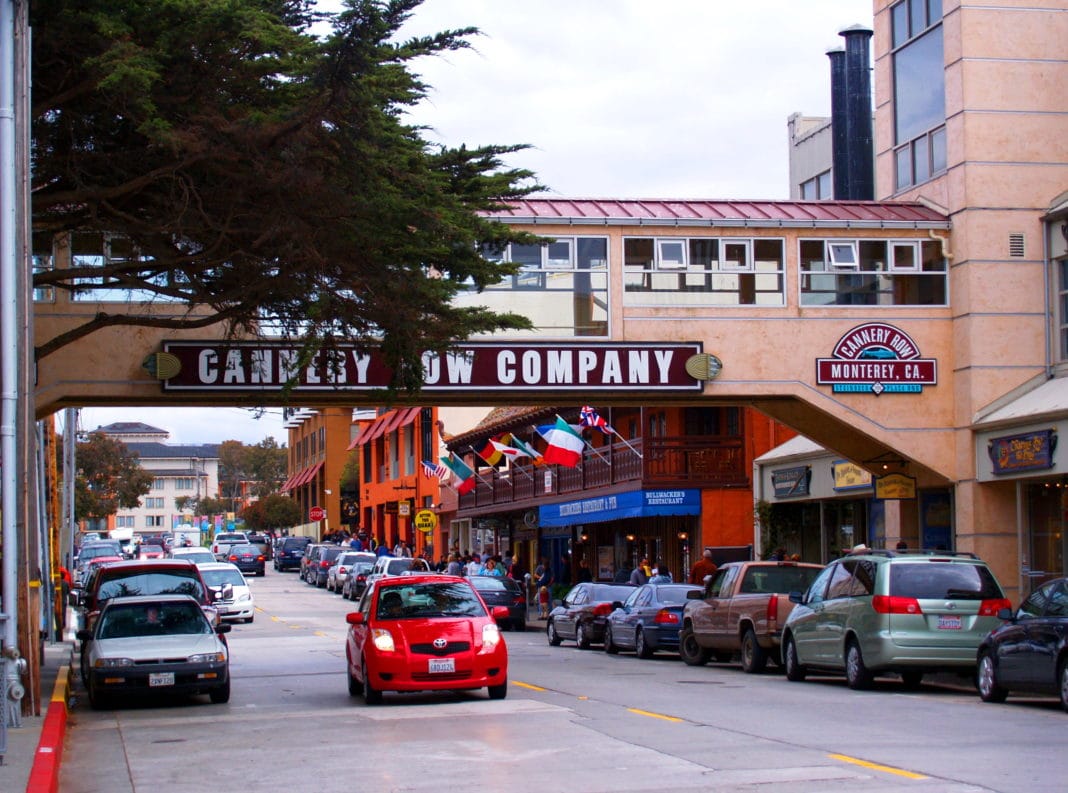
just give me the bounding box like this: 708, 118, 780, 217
237, 593, 251, 602
371, 628, 395, 653
94, 657, 134, 669
482, 623, 501, 649
188, 652, 226, 664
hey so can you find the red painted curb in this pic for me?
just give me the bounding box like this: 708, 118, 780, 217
25, 665, 70, 793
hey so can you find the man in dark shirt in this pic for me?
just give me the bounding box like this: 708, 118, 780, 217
689, 548, 718, 585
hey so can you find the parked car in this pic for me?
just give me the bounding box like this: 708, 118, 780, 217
167, 546, 217, 565
74, 543, 124, 582
274, 536, 313, 572
304, 545, 346, 587
246, 533, 273, 561
76, 594, 231, 709
605, 583, 701, 658
299, 543, 327, 581
327, 552, 376, 593
546, 583, 636, 649
679, 560, 824, 672
782, 549, 1010, 690
977, 576, 1068, 711
226, 544, 266, 577
138, 544, 165, 560
344, 574, 509, 704
342, 561, 376, 601
364, 555, 433, 589
468, 575, 528, 631
198, 562, 255, 623
212, 532, 249, 561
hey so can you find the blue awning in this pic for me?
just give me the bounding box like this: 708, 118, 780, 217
539, 489, 701, 528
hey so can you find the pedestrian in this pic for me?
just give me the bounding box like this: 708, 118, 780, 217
465, 554, 482, 577
538, 585, 551, 619
576, 557, 593, 583
649, 563, 673, 584
629, 558, 650, 586
895, 540, 908, 551
689, 548, 718, 585
445, 553, 463, 577
479, 557, 504, 577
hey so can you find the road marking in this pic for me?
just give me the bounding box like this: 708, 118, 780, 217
628, 707, 683, 723
513, 681, 546, 692
828, 753, 927, 779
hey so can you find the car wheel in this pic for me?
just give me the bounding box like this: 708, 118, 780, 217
209, 679, 231, 704
547, 619, 562, 646
679, 627, 711, 667
635, 627, 655, 659
362, 658, 382, 705
576, 621, 591, 650
977, 650, 1007, 703
845, 640, 874, 690
347, 661, 363, 697
784, 636, 806, 682
487, 678, 508, 700
900, 670, 923, 690
604, 624, 619, 654
1059, 658, 1068, 713
740, 627, 767, 674
86, 678, 109, 710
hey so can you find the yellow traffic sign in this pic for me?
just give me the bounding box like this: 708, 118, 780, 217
414, 509, 438, 532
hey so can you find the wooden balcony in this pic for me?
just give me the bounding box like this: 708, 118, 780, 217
457, 435, 748, 514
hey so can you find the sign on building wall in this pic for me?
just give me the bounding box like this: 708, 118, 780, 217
771, 466, 811, 498
833, 460, 873, 491
816, 323, 936, 395
987, 429, 1056, 474
874, 473, 916, 500
152, 341, 704, 393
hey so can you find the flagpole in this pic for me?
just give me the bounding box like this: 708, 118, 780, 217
610, 427, 643, 459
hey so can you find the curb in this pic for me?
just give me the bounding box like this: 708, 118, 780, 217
25, 664, 71, 793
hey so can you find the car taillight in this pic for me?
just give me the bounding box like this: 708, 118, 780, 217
592, 603, 613, 617
871, 595, 922, 614
513, 594, 525, 605
653, 609, 679, 625
338, 566, 348, 574
766, 594, 779, 625
356, 574, 366, 582
320, 560, 330, 568
257, 555, 265, 562
978, 598, 1012, 616
228, 555, 238, 562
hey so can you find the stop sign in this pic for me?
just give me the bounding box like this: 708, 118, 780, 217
309, 506, 326, 522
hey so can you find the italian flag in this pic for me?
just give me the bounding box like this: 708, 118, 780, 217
539, 416, 586, 468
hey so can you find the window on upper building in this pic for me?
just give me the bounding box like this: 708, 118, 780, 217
145, 515, 165, 527
174, 478, 195, 490
465, 237, 609, 337
623, 236, 785, 307
1058, 256, 1068, 362
800, 170, 832, 201
33, 232, 55, 302
68, 231, 181, 303
115, 515, 136, 528
799, 238, 947, 306
152, 478, 166, 490
892, 0, 945, 191
144, 497, 164, 509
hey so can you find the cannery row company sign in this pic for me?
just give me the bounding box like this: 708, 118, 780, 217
816, 323, 937, 395
151, 341, 705, 392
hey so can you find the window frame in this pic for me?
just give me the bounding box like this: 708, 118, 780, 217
828, 241, 860, 270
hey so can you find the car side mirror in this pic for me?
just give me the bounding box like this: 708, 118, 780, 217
789, 591, 803, 604
346, 612, 366, 626
68, 591, 81, 607
491, 606, 510, 621
611, 601, 624, 610
996, 606, 1014, 621
686, 590, 701, 600
75, 629, 93, 642
215, 623, 232, 634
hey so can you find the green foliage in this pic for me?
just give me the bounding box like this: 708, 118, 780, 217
755, 499, 797, 559
31, 0, 542, 392
74, 431, 155, 520
240, 493, 301, 532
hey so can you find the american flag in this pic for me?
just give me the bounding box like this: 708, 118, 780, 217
579, 406, 613, 434
421, 460, 450, 480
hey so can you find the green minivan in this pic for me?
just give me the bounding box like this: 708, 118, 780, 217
782, 550, 1009, 690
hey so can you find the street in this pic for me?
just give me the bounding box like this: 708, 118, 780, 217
60, 570, 1068, 793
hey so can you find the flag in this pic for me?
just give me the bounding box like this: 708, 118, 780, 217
507, 435, 541, 460
580, 405, 614, 434
537, 416, 587, 468
474, 433, 511, 466
421, 460, 449, 481
440, 454, 477, 494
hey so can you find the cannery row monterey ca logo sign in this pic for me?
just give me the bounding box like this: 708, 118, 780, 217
150, 341, 705, 392
816, 323, 936, 395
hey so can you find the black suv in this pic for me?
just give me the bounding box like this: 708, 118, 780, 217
304, 544, 345, 587
274, 536, 313, 572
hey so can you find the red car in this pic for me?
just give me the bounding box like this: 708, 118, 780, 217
345, 574, 509, 705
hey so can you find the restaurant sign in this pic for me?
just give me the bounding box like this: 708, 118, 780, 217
875, 473, 916, 500
816, 323, 936, 395
151, 341, 704, 393
772, 466, 811, 498
988, 429, 1057, 475
833, 460, 873, 491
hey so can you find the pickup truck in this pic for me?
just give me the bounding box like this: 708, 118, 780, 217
212, 532, 249, 561
679, 560, 823, 673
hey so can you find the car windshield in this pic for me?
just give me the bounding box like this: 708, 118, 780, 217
739, 565, 823, 595
81, 545, 119, 560
353, 563, 374, 574
97, 571, 206, 603
890, 562, 1004, 600
140, 545, 164, 553
470, 577, 512, 592
199, 568, 246, 588
173, 550, 215, 564
97, 601, 212, 639
590, 585, 636, 602
386, 559, 414, 575
230, 545, 258, 554
376, 582, 487, 620
651, 585, 699, 604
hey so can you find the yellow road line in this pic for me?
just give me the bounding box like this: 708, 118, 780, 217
628, 707, 683, 723
513, 681, 546, 692
828, 753, 927, 779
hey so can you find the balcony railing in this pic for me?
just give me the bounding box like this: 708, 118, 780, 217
457, 434, 748, 513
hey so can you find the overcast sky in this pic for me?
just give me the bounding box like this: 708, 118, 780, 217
78, 0, 873, 447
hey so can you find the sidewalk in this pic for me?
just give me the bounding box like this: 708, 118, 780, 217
0, 639, 74, 793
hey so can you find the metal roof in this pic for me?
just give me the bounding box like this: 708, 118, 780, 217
482, 198, 950, 229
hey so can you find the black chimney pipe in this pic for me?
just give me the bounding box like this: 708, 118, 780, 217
842, 25, 874, 200
828, 47, 849, 200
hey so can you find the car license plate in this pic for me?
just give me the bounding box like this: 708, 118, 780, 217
428, 658, 455, 674
149, 672, 175, 687
937, 615, 962, 630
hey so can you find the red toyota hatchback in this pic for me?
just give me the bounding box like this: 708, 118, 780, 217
345, 574, 509, 704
